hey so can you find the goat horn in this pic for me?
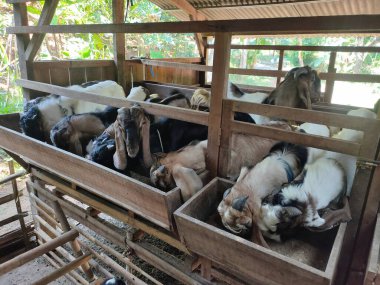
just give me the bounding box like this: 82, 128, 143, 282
223, 188, 232, 199
283, 206, 303, 218
294, 66, 309, 80
232, 196, 249, 212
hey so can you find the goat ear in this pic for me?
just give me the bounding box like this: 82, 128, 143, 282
297, 80, 312, 109
223, 188, 232, 199
232, 196, 249, 212
236, 167, 249, 182
172, 165, 203, 202
294, 66, 309, 80
71, 137, 83, 156
113, 121, 127, 170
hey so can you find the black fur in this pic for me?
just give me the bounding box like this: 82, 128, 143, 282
269, 142, 308, 170
229, 82, 245, 98
80, 80, 100, 88
19, 106, 45, 141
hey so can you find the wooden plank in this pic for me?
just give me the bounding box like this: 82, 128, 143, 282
207, 33, 231, 177
0, 229, 78, 275
7, 15, 380, 35
32, 253, 92, 285
32, 60, 115, 68
232, 100, 379, 132
347, 154, 380, 285
276, 49, 284, 86
24, 0, 60, 61
230, 120, 361, 157
16, 79, 209, 125
0, 127, 174, 230
0, 191, 23, 205
7, 0, 42, 3
335, 167, 374, 285
141, 59, 212, 72
365, 214, 380, 285
0, 214, 26, 227
208, 44, 380, 53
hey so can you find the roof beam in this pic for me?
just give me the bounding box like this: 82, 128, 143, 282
168, 0, 207, 21
7, 15, 380, 35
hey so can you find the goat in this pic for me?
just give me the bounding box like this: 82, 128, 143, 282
20, 80, 125, 143
126, 86, 150, 101
264, 66, 321, 109
260, 157, 348, 241
217, 142, 308, 246
50, 106, 118, 156
150, 140, 207, 201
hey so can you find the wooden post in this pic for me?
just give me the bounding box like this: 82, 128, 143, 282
12, 3, 33, 101
8, 160, 29, 249
324, 51, 337, 103
32, 253, 92, 285
112, 0, 126, 91
206, 32, 231, 177
276, 49, 284, 86
52, 200, 94, 281
0, 229, 78, 275
198, 36, 208, 86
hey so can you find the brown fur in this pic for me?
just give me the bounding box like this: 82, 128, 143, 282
265, 66, 321, 109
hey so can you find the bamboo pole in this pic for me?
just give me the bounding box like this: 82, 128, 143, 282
43, 253, 81, 285
0, 229, 78, 275
35, 230, 90, 285
52, 200, 94, 281
32, 253, 92, 285
0, 169, 27, 185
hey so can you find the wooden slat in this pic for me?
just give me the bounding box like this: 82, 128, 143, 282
32, 60, 115, 68
231, 100, 379, 132
208, 44, 380, 53
230, 120, 361, 156
16, 79, 209, 125
7, 0, 42, 3
141, 59, 212, 72
0, 191, 23, 205
207, 32, 231, 177
365, 214, 380, 285
7, 15, 380, 35
0, 214, 26, 227
169, 0, 207, 21
0, 229, 78, 275
24, 0, 59, 61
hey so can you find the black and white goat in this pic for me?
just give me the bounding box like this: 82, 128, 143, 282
20, 80, 125, 143
259, 156, 347, 241
50, 107, 118, 156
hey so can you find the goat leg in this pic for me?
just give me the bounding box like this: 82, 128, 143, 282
250, 224, 270, 249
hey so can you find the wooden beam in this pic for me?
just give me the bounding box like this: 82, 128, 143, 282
0, 229, 78, 275
25, 0, 59, 62
112, 0, 126, 91
141, 59, 212, 72
7, 15, 380, 35
0, 191, 23, 205
7, 0, 42, 3
0, 214, 27, 227
16, 79, 209, 125
12, 3, 33, 100
209, 44, 380, 53
207, 32, 231, 177
169, 0, 207, 21
32, 253, 92, 285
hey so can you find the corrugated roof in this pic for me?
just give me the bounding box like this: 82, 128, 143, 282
150, 0, 380, 21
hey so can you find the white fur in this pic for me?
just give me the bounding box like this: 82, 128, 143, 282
127, 86, 149, 101
280, 157, 345, 227
227, 82, 270, 124
298, 122, 330, 164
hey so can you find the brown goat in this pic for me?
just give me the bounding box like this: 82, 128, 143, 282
264, 66, 321, 109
